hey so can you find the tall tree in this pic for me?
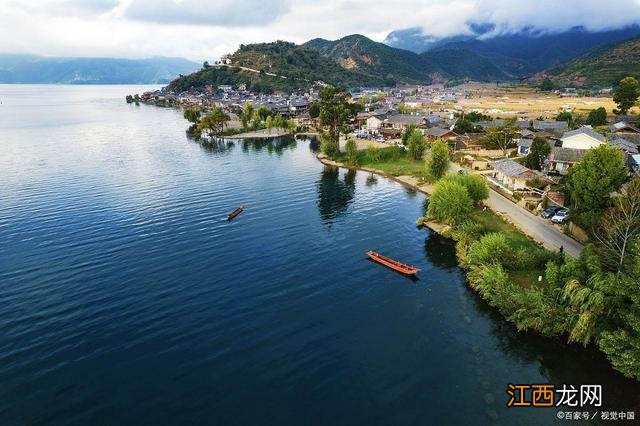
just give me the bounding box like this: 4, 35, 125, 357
594, 178, 640, 274
566, 144, 628, 229
427, 140, 450, 181
524, 136, 551, 170
197, 108, 230, 138
586, 107, 607, 127
240, 102, 254, 128
480, 124, 519, 156
406, 129, 426, 160
318, 85, 357, 158
183, 107, 201, 124
613, 76, 640, 115
345, 139, 358, 166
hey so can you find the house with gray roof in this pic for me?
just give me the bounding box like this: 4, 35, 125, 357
548, 147, 589, 174
609, 121, 640, 134
489, 159, 544, 191
533, 120, 568, 138
560, 126, 605, 150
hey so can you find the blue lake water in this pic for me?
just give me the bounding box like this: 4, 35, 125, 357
1, 85, 638, 425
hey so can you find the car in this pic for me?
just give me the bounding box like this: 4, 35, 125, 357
541, 207, 562, 219
551, 209, 569, 224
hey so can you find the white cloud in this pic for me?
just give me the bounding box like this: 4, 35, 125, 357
0, 0, 639, 60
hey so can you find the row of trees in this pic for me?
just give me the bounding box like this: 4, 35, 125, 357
184, 107, 230, 139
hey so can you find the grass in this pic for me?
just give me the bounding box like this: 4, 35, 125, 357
336, 146, 426, 178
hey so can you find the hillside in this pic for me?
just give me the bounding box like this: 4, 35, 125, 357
385, 25, 640, 78
0, 55, 199, 84
421, 47, 509, 82
303, 34, 437, 84
541, 36, 640, 87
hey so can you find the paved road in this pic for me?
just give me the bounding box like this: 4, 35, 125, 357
485, 190, 583, 257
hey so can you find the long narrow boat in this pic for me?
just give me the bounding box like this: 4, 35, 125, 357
227, 206, 244, 221
366, 251, 420, 275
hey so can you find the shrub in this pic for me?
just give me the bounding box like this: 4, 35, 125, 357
345, 138, 358, 166
427, 180, 473, 225
427, 140, 450, 181
443, 174, 489, 205
406, 129, 426, 160
366, 144, 382, 162
467, 233, 511, 268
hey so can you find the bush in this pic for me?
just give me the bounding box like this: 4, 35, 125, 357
427, 140, 450, 181
427, 180, 473, 225
366, 144, 382, 162
406, 130, 426, 160
467, 233, 511, 268
345, 138, 358, 166
321, 136, 339, 159
443, 174, 489, 205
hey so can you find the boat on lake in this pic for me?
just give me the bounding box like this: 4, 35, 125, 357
227, 206, 244, 221
366, 251, 420, 275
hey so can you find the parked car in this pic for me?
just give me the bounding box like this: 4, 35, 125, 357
541, 207, 562, 219
551, 209, 569, 224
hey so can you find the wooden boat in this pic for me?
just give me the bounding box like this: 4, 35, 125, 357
366, 251, 420, 275
227, 205, 244, 221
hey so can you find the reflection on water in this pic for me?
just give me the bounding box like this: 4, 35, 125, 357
365, 173, 378, 187
423, 231, 459, 270
316, 166, 356, 224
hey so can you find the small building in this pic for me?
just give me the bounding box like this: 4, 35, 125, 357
424, 127, 458, 141
548, 147, 589, 174
560, 126, 605, 150
609, 121, 640, 134
489, 159, 542, 191
533, 120, 569, 138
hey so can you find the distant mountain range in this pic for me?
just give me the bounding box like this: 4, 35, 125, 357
0, 55, 199, 84
541, 36, 640, 87
168, 26, 640, 93
385, 25, 640, 79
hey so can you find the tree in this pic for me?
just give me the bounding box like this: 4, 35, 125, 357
309, 102, 320, 119
265, 116, 273, 133
318, 85, 355, 158
586, 107, 607, 126
197, 107, 230, 138
566, 144, 628, 229
240, 102, 254, 128
250, 111, 262, 130
427, 180, 473, 225
257, 106, 271, 121
366, 144, 382, 162
555, 111, 573, 123
183, 107, 201, 124
401, 124, 418, 146
406, 129, 426, 160
480, 125, 519, 156
203, 61, 211, 69
453, 118, 478, 134
524, 136, 551, 170
539, 78, 555, 92
345, 138, 358, 166
427, 140, 450, 181
613, 76, 639, 115
444, 174, 489, 206
593, 178, 640, 274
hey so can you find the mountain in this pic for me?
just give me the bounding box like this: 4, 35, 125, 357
420, 47, 509, 82
385, 25, 640, 78
303, 34, 438, 84
169, 38, 433, 94
541, 36, 640, 87
0, 55, 199, 84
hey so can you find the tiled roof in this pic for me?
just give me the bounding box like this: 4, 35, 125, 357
561, 126, 605, 143
550, 147, 589, 163
490, 159, 534, 178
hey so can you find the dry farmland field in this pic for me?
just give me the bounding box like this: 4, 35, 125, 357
440, 83, 626, 119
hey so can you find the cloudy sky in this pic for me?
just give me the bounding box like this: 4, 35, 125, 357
2, 0, 640, 61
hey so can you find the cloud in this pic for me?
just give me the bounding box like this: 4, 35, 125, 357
1, 0, 640, 60
124, 0, 291, 26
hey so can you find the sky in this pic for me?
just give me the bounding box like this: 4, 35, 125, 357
2, 0, 640, 61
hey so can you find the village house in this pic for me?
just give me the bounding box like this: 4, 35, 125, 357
379, 114, 428, 139
423, 127, 458, 141
548, 147, 589, 174
533, 120, 569, 138
560, 126, 605, 150
489, 159, 544, 192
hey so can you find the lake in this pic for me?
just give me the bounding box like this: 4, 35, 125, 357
1, 85, 638, 425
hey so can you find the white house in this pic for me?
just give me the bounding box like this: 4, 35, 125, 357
365, 116, 383, 134
560, 126, 605, 150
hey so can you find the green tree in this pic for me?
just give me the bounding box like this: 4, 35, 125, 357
427, 140, 450, 180
586, 107, 607, 126
555, 111, 573, 123
566, 144, 628, 229
265, 115, 273, 133
183, 107, 201, 124
524, 136, 551, 170
197, 107, 230, 138
480, 125, 519, 156
427, 180, 473, 225
345, 138, 358, 166
318, 85, 355, 158
539, 78, 555, 92
406, 129, 426, 160
257, 106, 271, 121
240, 102, 254, 128
309, 102, 320, 119
401, 124, 418, 145
444, 174, 489, 206
453, 118, 478, 134
250, 111, 262, 130
366, 144, 382, 162
613, 76, 640, 115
